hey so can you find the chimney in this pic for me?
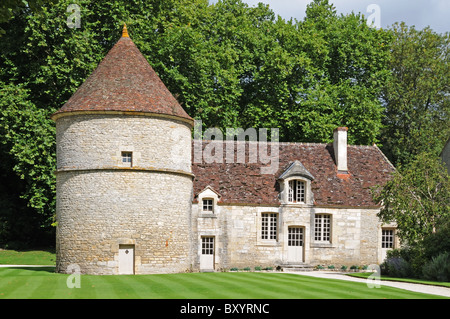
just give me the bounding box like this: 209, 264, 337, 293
333, 127, 348, 173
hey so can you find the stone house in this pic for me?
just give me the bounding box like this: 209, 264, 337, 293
52, 26, 396, 275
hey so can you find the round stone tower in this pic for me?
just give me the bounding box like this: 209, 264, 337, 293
52, 25, 194, 275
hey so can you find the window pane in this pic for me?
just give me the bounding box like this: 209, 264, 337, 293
315, 214, 331, 242
121, 152, 132, 164
382, 229, 394, 248
202, 199, 213, 212
261, 213, 277, 240
288, 180, 305, 203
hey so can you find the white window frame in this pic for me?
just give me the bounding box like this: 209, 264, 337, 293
197, 186, 220, 217
288, 179, 306, 203
261, 213, 278, 241
202, 198, 214, 213
382, 228, 395, 249
121, 151, 132, 166
314, 214, 331, 243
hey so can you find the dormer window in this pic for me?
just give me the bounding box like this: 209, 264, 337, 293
278, 160, 314, 205
197, 186, 220, 217
202, 199, 214, 213
288, 180, 305, 203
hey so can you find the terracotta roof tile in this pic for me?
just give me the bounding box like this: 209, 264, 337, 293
53, 32, 192, 122
192, 141, 395, 207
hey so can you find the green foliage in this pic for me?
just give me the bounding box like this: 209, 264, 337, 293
422, 222, 450, 260
0, 83, 56, 246
381, 256, 413, 278
0, 0, 395, 246
0, 0, 54, 35
0, 0, 446, 248
380, 23, 450, 166
422, 252, 450, 282
373, 152, 450, 245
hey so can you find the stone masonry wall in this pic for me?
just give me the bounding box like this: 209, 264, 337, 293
56, 114, 192, 173
55, 113, 193, 275
193, 203, 382, 270
56, 170, 193, 274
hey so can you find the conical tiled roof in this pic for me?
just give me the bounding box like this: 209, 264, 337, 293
52, 25, 192, 124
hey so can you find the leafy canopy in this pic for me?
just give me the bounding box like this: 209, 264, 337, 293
373, 152, 450, 245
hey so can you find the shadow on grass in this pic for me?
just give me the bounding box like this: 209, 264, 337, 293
4, 266, 56, 274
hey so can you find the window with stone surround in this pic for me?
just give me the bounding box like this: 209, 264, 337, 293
314, 214, 331, 242
261, 213, 278, 240
382, 229, 395, 249
202, 198, 214, 213
121, 151, 132, 166
288, 180, 305, 203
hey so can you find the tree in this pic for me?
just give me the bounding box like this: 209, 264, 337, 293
373, 152, 450, 245
0, 0, 393, 246
380, 22, 450, 166
0, 83, 56, 246
0, 0, 54, 35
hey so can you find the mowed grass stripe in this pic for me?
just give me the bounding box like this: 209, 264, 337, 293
154, 273, 225, 299
235, 273, 340, 299
212, 273, 299, 298
0, 269, 446, 299
142, 273, 210, 299
274, 273, 438, 299
167, 273, 257, 299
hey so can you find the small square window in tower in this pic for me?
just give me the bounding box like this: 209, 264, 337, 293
121, 152, 132, 167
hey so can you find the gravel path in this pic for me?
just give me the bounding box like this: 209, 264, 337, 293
289, 271, 450, 298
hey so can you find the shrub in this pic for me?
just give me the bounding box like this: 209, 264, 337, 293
230, 267, 239, 271
350, 265, 358, 270
382, 257, 413, 278
422, 252, 450, 282
243, 267, 251, 271
254, 266, 262, 271
385, 247, 426, 278
327, 265, 335, 270
341, 265, 348, 271
422, 223, 450, 260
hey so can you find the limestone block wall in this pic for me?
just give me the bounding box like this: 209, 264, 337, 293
55, 113, 194, 275
55, 113, 192, 173
56, 170, 193, 274
193, 203, 382, 270
307, 207, 380, 266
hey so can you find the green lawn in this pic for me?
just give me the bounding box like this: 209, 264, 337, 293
0, 267, 447, 299
347, 272, 450, 288
0, 249, 55, 265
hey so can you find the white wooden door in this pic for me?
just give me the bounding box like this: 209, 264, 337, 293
200, 237, 214, 271
119, 245, 134, 274
287, 227, 304, 263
